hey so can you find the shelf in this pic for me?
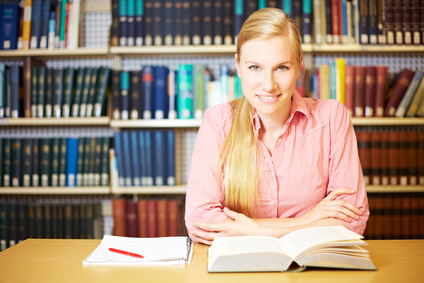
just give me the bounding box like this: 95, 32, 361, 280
311, 44, 424, 54
0, 187, 111, 195
0, 117, 111, 126
0, 47, 109, 58
110, 119, 202, 128
366, 186, 424, 193
351, 117, 424, 126
109, 45, 236, 55
111, 186, 187, 195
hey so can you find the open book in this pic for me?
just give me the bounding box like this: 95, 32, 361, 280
208, 226, 377, 272
83, 235, 193, 265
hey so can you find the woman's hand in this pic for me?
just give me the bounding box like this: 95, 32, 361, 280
297, 187, 362, 226
190, 208, 266, 245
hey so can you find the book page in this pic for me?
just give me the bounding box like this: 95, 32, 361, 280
83, 235, 192, 265
280, 226, 363, 258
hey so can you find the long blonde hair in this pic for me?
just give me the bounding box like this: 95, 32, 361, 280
218, 8, 303, 217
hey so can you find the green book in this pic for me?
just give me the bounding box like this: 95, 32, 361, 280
10, 138, 21, 187
86, 68, 99, 117
94, 67, 111, 117
21, 138, 32, 187
177, 64, 194, 119
45, 68, 53, 118
31, 67, 38, 118
53, 68, 64, 118
71, 68, 85, 117
93, 137, 102, 186
0, 201, 9, 250
40, 138, 51, 187
83, 137, 92, 186
79, 68, 93, 117
0, 139, 3, 186
100, 137, 110, 186
2, 138, 11, 187
59, 138, 67, 187
37, 67, 46, 118
62, 67, 75, 118
194, 65, 204, 119
76, 137, 86, 187
32, 139, 40, 186
50, 138, 60, 186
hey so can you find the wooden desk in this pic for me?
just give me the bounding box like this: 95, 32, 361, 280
0, 239, 423, 283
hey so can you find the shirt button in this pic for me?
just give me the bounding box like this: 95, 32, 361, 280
277, 138, 282, 143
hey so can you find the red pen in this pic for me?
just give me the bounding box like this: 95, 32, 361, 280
108, 248, 144, 258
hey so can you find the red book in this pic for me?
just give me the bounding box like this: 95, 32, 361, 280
410, 197, 420, 238
407, 128, 419, 185
401, 194, 412, 239
373, 194, 384, 239
125, 199, 138, 237
391, 193, 402, 239
137, 199, 148, 237
112, 198, 126, 236
364, 66, 377, 117
382, 194, 393, 239
398, 129, 410, 186
370, 127, 381, 185
156, 199, 168, 237
331, 0, 341, 44
354, 66, 366, 117
384, 68, 415, 117
388, 129, 399, 185
380, 128, 390, 185
356, 127, 370, 185
345, 65, 355, 117
374, 66, 388, 117
364, 194, 376, 239
418, 131, 424, 185
167, 199, 179, 236
146, 199, 157, 238
419, 195, 424, 238
385, 0, 395, 44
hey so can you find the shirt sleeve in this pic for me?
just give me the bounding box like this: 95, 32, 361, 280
327, 101, 369, 235
184, 112, 228, 239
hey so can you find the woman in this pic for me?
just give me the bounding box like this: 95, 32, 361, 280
185, 8, 369, 245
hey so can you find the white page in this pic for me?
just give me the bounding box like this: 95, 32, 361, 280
280, 226, 363, 259
83, 235, 192, 265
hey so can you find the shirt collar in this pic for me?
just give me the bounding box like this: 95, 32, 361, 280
252, 90, 310, 134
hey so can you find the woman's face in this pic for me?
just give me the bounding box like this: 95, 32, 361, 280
235, 36, 300, 121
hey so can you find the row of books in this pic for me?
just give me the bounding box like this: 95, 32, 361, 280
355, 126, 424, 186
111, 197, 186, 238
312, 60, 424, 117
0, 198, 107, 251
110, 0, 424, 47
111, 64, 242, 121
0, 0, 81, 50
113, 130, 175, 187
0, 136, 111, 188
365, 193, 424, 239
0, 62, 110, 119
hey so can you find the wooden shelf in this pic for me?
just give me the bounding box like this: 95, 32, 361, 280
109, 45, 236, 56
366, 186, 424, 193
0, 187, 111, 195
311, 44, 424, 54
0, 47, 109, 58
110, 119, 202, 128
111, 186, 187, 195
351, 117, 424, 126
0, 117, 111, 126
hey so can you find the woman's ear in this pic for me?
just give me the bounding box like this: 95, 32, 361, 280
235, 54, 241, 77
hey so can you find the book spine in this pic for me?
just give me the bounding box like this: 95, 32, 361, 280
10, 65, 21, 118
111, 70, 121, 120
368, 0, 378, 44
30, 0, 42, 49
396, 71, 424, 117
2, 139, 11, 187
358, 0, 369, 44
134, 0, 143, 46
202, 0, 212, 45
121, 131, 133, 186
11, 139, 21, 187
50, 138, 60, 186
191, 0, 201, 45
194, 65, 204, 119
127, 0, 135, 46
52, 68, 64, 118
76, 137, 85, 186
168, 69, 177, 119
166, 130, 176, 186
137, 131, 147, 185
302, 0, 312, 43
66, 138, 78, 187
144, 130, 153, 185
411, 0, 421, 44
146, 199, 157, 237
85, 68, 98, 117
71, 67, 84, 117
37, 67, 46, 118
22, 138, 33, 187
100, 137, 110, 186
354, 66, 366, 117
0, 5, 19, 50
125, 199, 138, 237
370, 127, 381, 185
129, 70, 142, 119
40, 138, 50, 186
110, 0, 119, 46
22, 0, 33, 50
153, 0, 163, 45
120, 70, 130, 120
113, 132, 125, 186
22, 57, 32, 118
213, 0, 223, 45
144, 0, 153, 45
331, 0, 341, 44
402, 0, 412, 45
177, 64, 193, 119
59, 138, 67, 186
31, 67, 38, 117
153, 66, 169, 119
153, 130, 165, 185
118, 0, 127, 46
62, 67, 74, 118
234, 0, 244, 43
94, 67, 110, 117
156, 199, 168, 237
130, 131, 141, 186
142, 65, 154, 119
364, 66, 376, 117
345, 65, 355, 117
112, 198, 126, 236
384, 68, 415, 117
374, 65, 388, 117
137, 199, 147, 237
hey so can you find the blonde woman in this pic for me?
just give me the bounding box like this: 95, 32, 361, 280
185, 8, 369, 245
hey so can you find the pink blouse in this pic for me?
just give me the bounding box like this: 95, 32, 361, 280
185, 91, 369, 237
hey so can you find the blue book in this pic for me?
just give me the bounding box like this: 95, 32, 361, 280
66, 138, 79, 187
282, 0, 292, 16
134, 0, 144, 45
152, 0, 163, 45
358, 0, 369, 44
137, 131, 148, 185
0, 63, 5, 117
144, 130, 154, 185
130, 131, 141, 186
201, 0, 212, 45
0, 139, 3, 186
119, 0, 128, 46
166, 130, 175, 186
177, 64, 193, 119
127, 0, 135, 46
258, 0, 266, 9
153, 130, 166, 186
341, 0, 348, 44
143, 0, 153, 45
329, 60, 336, 100
0, 4, 19, 50
168, 69, 177, 119
213, 0, 223, 44
191, 0, 201, 45
302, 0, 312, 44
39, 0, 51, 48
163, 0, 173, 45
312, 72, 318, 99
153, 65, 169, 119
121, 131, 133, 186
9, 65, 20, 118
120, 70, 130, 120
181, 0, 191, 45
113, 132, 125, 186
142, 65, 154, 119
233, 0, 244, 41
30, 0, 43, 49
367, 0, 377, 44
220, 64, 230, 104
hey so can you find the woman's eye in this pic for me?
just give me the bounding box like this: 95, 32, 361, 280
278, 66, 288, 71
249, 66, 260, 71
